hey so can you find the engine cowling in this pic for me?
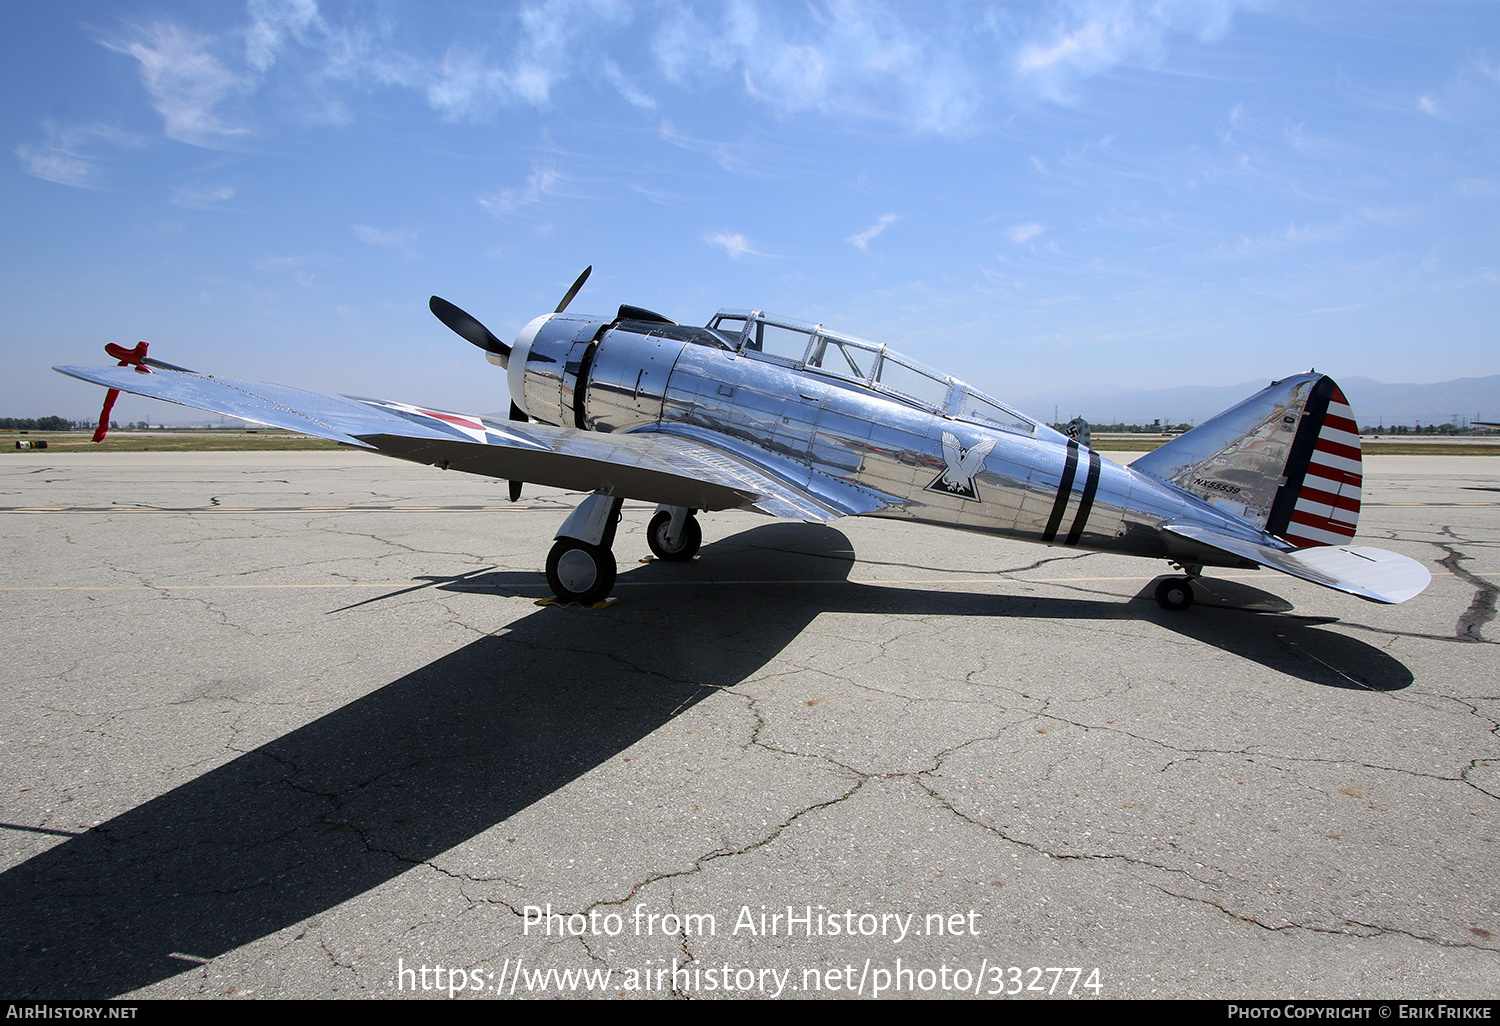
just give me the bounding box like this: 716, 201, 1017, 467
508, 313, 609, 428
510, 313, 696, 433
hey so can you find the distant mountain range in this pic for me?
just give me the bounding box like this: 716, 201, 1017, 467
1011, 375, 1500, 429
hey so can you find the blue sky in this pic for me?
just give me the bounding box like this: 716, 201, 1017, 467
4, 1, 1497, 424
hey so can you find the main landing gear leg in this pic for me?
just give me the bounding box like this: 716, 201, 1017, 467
546, 493, 624, 605
1155, 563, 1202, 611
647, 504, 701, 561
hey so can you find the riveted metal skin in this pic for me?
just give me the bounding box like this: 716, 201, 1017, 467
1132, 373, 1323, 528
511, 313, 609, 426
633, 323, 1253, 567
493, 310, 1319, 574
56, 305, 1431, 606
583, 325, 690, 434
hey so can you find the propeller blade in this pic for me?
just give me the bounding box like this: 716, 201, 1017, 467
430, 296, 510, 359
507, 401, 527, 501
554, 265, 591, 313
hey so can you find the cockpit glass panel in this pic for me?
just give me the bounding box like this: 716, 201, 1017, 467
874, 356, 951, 409
807, 335, 873, 379
835, 343, 865, 378
711, 315, 747, 343
752, 322, 814, 363
955, 392, 1035, 435
708, 309, 996, 419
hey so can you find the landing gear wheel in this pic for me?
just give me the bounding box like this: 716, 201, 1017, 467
1155, 576, 1195, 611
546, 539, 617, 605
647, 510, 702, 561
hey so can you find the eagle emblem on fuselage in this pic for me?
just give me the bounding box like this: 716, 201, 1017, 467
926, 431, 996, 502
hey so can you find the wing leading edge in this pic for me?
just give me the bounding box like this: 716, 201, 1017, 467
53, 363, 891, 522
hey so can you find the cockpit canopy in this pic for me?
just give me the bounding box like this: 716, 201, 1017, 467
707, 309, 1037, 437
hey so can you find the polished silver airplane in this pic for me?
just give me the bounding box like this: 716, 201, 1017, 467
57, 268, 1430, 610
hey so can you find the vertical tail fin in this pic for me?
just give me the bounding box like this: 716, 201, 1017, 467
1131, 372, 1362, 546
1266, 378, 1361, 547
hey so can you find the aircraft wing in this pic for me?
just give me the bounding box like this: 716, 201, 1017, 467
1161, 522, 1431, 604
54, 363, 891, 521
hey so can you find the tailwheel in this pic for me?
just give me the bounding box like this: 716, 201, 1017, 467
647, 509, 701, 561
546, 539, 617, 605
1155, 576, 1195, 611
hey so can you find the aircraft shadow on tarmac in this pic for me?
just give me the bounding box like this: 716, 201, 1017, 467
0, 524, 1411, 998
421, 523, 1411, 694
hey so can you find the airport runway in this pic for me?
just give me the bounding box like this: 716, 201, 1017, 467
1, 451, 1496, 999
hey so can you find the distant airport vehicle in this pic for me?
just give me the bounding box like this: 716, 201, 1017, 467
57, 268, 1430, 609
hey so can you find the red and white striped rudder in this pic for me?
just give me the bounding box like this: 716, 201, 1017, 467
1267, 378, 1361, 548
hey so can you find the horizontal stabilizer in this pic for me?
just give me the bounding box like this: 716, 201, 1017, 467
1163, 523, 1430, 604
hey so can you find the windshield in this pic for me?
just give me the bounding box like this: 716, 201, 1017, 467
706, 309, 1036, 435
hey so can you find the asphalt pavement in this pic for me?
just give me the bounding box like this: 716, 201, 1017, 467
1, 451, 1495, 999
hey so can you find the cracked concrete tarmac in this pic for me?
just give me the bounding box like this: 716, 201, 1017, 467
0, 451, 1496, 999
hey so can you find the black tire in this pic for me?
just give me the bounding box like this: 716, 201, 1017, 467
646, 510, 701, 561
1155, 576, 1194, 611
545, 539, 617, 605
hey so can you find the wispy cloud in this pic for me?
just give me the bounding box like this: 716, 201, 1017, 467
652, 2, 978, 134
243, 0, 422, 104
103, 22, 252, 145
103, 4, 606, 142
705, 231, 775, 260
254, 254, 312, 272
352, 224, 419, 257
1398, 47, 1500, 129
91, 2, 1265, 156
16, 142, 101, 189
1013, 0, 1264, 102
847, 213, 899, 251
424, 0, 635, 120
15, 123, 145, 189
1207, 217, 1354, 260
1281, 120, 1356, 161
600, 56, 655, 109
1455, 178, 1500, 198
254, 253, 319, 287
1479, 49, 1500, 86
650, 2, 1263, 132
477, 164, 563, 216
628, 183, 690, 206
658, 119, 761, 175
244, 0, 322, 72
170, 184, 235, 210
424, 46, 515, 121
1006, 221, 1045, 243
